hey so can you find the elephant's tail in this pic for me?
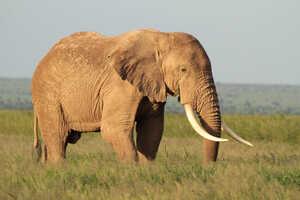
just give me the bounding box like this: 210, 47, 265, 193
33, 111, 39, 148
33, 111, 41, 161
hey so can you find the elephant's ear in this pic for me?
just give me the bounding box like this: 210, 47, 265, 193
108, 47, 166, 103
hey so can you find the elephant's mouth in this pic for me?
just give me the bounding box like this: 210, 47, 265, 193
184, 104, 254, 146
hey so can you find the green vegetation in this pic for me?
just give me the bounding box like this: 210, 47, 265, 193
1, 110, 300, 199
1, 78, 300, 115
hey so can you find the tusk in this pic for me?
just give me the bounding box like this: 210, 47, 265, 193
221, 122, 254, 147
184, 104, 228, 142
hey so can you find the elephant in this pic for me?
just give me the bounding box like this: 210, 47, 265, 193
31, 29, 252, 163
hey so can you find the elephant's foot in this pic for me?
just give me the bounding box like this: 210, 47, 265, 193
111, 142, 138, 163
101, 135, 138, 163
101, 126, 138, 163
41, 141, 68, 164
137, 151, 155, 164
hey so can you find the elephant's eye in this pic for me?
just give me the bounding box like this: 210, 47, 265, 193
181, 68, 187, 72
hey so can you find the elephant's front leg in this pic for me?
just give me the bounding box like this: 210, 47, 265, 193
101, 95, 141, 162
136, 104, 165, 162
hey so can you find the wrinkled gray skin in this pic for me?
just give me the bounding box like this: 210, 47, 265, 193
31, 29, 221, 163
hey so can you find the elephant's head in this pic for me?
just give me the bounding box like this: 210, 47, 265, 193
109, 29, 253, 162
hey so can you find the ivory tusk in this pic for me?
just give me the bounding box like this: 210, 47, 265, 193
221, 122, 254, 147
184, 104, 228, 142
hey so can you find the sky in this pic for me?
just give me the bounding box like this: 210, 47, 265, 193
1, 0, 299, 85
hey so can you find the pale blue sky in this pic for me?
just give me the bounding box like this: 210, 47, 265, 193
1, 0, 299, 84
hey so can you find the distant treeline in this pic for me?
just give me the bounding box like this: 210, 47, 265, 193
0, 78, 32, 109
216, 83, 300, 115
1, 78, 300, 115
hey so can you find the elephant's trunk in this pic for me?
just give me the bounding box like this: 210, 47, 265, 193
178, 72, 222, 162
178, 71, 223, 162
193, 78, 222, 162
190, 77, 254, 161
181, 73, 253, 162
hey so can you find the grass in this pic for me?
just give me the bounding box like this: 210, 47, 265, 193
0, 110, 300, 199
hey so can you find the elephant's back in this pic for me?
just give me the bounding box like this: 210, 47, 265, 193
31, 32, 111, 105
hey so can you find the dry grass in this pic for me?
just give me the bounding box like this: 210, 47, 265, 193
0, 110, 300, 199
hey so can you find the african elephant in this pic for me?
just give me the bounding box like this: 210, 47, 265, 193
31, 29, 252, 163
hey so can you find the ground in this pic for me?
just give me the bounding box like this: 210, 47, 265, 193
0, 110, 300, 199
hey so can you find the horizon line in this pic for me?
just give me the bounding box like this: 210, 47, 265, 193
0, 76, 300, 86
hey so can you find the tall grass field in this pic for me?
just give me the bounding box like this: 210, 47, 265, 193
0, 110, 300, 199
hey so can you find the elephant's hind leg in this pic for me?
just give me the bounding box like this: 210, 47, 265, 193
36, 104, 69, 163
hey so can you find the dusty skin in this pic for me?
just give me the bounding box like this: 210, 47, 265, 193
31, 29, 225, 163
